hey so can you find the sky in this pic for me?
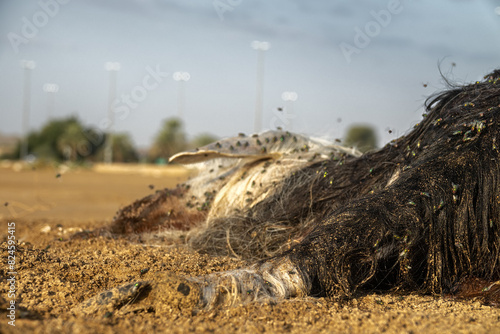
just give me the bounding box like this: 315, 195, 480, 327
1, 0, 500, 149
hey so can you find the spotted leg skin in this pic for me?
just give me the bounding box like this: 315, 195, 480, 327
71, 257, 311, 317
72, 274, 202, 317
72, 281, 150, 317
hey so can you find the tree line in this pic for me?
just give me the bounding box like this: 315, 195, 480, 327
2, 117, 217, 164
1, 117, 377, 163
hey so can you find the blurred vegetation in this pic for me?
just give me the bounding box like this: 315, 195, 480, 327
190, 133, 219, 149
1, 117, 381, 164
94, 133, 139, 163
344, 124, 378, 153
148, 117, 218, 163
1, 116, 218, 164
5, 117, 104, 162
2, 117, 142, 163
148, 118, 187, 163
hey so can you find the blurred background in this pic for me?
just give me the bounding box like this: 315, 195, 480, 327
1, 0, 500, 163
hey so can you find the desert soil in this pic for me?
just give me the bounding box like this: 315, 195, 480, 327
0, 164, 499, 334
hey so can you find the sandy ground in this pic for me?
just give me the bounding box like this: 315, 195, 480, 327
0, 165, 499, 334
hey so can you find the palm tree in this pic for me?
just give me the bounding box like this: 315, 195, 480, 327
111, 133, 139, 162
57, 123, 87, 161
149, 118, 187, 161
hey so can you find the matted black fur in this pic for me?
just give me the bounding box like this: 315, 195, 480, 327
277, 71, 500, 300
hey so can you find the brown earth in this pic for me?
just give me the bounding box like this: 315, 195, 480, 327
0, 165, 499, 334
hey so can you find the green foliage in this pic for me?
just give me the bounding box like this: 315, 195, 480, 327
190, 133, 218, 149
57, 122, 89, 161
6, 115, 218, 164
94, 133, 139, 163
10, 117, 106, 162
344, 124, 378, 153
149, 118, 187, 162
111, 133, 139, 162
